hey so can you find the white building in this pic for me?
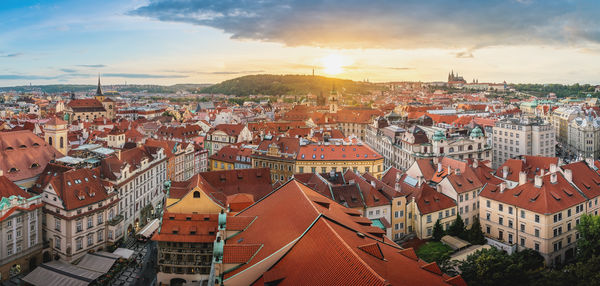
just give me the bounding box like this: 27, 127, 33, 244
492, 117, 555, 169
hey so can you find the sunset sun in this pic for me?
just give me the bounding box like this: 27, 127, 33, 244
320, 54, 352, 75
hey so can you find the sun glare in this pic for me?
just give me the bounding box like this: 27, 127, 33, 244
320, 54, 352, 75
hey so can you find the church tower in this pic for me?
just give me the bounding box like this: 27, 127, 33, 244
329, 84, 339, 113
93, 75, 105, 102
44, 116, 68, 155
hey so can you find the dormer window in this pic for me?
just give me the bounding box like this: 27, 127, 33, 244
8, 168, 18, 173
19, 145, 26, 149
5, 147, 13, 151
30, 163, 40, 169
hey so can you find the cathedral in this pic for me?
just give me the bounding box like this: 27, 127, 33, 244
447, 70, 466, 83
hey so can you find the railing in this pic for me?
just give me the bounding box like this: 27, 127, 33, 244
107, 215, 124, 226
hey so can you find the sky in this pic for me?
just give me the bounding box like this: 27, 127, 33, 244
1, 0, 600, 86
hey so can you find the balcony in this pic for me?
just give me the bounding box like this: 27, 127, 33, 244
107, 215, 124, 226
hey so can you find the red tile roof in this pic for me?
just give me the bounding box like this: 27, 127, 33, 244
152, 212, 218, 243
480, 172, 586, 214
223, 244, 262, 264
297, 143, 381, 161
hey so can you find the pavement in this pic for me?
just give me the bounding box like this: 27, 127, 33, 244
112, 237, 158, 286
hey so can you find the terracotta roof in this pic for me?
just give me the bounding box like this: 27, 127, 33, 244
0, 130, 64, 182
0, 175, 31, 198
415, 184, 456, 214
297, 143, 381, 161
208, 124, 246, 136
223, 244, 262, 264
152, 212, 218, 243
480, 172, 586, 214
36, 167, 115, 210
561, 161, 600, 200
252, 216, 463, 285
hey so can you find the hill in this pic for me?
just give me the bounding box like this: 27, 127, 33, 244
200, 74, 380, 96
0, 84, 212, 94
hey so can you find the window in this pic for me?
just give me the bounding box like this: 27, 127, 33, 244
521, 210, 525, 219
499, 217, 504, 225
97, 230, 103, 242
521, 237, 525, 246
87, 217, 93, 229
76, 237, 83, 250
535, 242, 540, 251
97, 214, 103, 225
486, 200, 490, 208
535, 215, 540, 223
486, 226, 490, 234
553, 213, 563, 223
521, 223, 525, 232
427, 214, 432, 223
55, 236, 61, 250
486, 213, 491, 221
508, 207, 513, 215
87, 234, 93, 246
535, 228, 540, 237
498, 204, 503, 212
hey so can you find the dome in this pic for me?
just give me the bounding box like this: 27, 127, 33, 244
432, 130, 446, 141
470, 126, 484, 138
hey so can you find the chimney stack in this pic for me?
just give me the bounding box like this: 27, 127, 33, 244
395, 181, 401, 192
371, 181, 376, 188
564, 168, 573, 182
550, 163, 557, 174
540, 169, 545, 176
500, 182, 506, 193
550, 172, 557, 184
473, 160, 479, 168
534, 175, 543, 188
518, 171, 527, 186
437, 162, 442, 173
396, 172, 401, 183
502, 166, 509, 179
436, 184, 443, 193
447, 166, 452, 175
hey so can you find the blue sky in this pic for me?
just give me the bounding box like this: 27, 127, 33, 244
1, 0, 600, 86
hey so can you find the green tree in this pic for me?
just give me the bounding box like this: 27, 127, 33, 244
466, 219, 486, 245
432, 219, 444, 241
448, 213, 465, 237
459, 247, 529, 286
576, 214, 600, 261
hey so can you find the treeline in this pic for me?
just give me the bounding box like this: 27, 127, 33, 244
200, 74, 380, 96
513, 83, 598, 98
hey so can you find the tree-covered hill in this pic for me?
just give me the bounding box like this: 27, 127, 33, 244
200, 74, 381, 96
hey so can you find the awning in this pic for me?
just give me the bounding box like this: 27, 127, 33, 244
76, 251, 120, 273
441, 235, 470, 250
138, 218, 160, 238
113, 248, 135, 259
22, 260, 103, 286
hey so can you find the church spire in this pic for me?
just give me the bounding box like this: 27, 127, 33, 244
96, 75, 103, 96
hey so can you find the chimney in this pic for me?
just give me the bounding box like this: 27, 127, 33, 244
116, 149, 122, 160
0, 170, 3, 177
502, 166, 509, 179
549, 163, 557, 174
550, 172, 557, 184
436, 184, 442, 193
540, 169, 545, 176
447, 166, 452, 175
395, 182, 401, 192
534, 175, 543, 188
437, 162, 442, 173
564, 168, 573, 182
586, 157, 594, 167
395, 172, 401, 183
518, 171, 527, 186
371, 181, 376, 188
500, 182, 506, 193
473, 160, 479, 168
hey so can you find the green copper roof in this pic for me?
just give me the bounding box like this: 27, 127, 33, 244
432, 130, 446, 141
470, 126, 484, 138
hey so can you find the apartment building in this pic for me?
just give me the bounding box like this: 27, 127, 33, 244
478, 162, 599, 266
251, 136, 299, 182
0, 176, 43, 281
99, 146, 167, 235
567, 114, 600, 159
204, 124, 252, 156
34, 166, 123, 262
551, 106, 580, 144
492, 117, 555, 169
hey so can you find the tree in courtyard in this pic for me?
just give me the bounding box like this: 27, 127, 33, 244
466, 219, 486, 245
432, 219, 444, 241
448, 213, 465, 237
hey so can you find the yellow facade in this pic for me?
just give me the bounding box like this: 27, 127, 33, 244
295, 157, 384, 178
210, 158, 234, 171
166, 186, 224, 214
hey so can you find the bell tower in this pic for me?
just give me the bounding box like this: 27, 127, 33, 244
44, 116, 68, 155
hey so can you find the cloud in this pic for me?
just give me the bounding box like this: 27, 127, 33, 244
455, 50, 474, 58
130, 0, 600, 50
60, 68, 78, 73
102, 73, 188, 78
77, 64, 106, 68
1, 53, 23, 58
387, 67, 414, 70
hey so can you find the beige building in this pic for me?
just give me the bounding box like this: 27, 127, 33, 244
44, 117, 69, 156
479, 163, 593, 266
205, 124, 252, 156
492, 117, 555, 169
567, 114, 600, 159
34, 165, 124, 262
0, 176, 43, 281
551, 106, 580, 144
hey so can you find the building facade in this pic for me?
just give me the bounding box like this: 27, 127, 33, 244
492, 117, 555, 169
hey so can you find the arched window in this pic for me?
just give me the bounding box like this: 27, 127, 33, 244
468, 145, 473, 151
193, 191, 201, 198
449, 147, 455, 153
59, 137, 64, 149
48, 137, 53, 146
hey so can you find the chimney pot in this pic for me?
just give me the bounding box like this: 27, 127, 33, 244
437, 162, 442, 173
502, 166, 509, 179
550, 163, 557, 174
550, 172, 557, 184
564, 169, 573, 182
500, 182, 506, 193
518, 171, 527, 186
534, 175, 543, 188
